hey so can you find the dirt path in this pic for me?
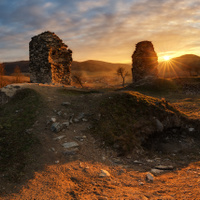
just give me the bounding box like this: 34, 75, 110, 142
1, 83, 200, 199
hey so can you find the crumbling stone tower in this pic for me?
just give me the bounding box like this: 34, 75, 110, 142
29, 31, 72, 84
132, 41, 158, 82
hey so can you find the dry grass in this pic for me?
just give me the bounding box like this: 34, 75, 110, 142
0, 75, 30, 88
72, 70, 132, 89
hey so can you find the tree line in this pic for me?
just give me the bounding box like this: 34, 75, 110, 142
0, 63, 22, 88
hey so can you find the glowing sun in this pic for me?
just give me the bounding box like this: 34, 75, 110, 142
163, 55, 170, 61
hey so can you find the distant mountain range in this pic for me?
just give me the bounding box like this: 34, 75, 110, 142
2, 54, 200, 78
2, 60, 131, 75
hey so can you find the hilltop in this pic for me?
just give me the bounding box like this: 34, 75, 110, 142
0, 81, 200, 199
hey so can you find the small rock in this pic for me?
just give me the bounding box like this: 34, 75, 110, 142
75, 135, 87, 141
25, 128, 33, 134
83, 166, 90, 172
155, 118, 164, 132
63, 121, 70, 127
188, 127, 195, 132
139, 181, 144, 186
55, 160, 59, 164
51, 117, 56, 123
77, 113, 85, 120
126, 155, 132, 159
133, 160, 143, 164
146, 159, 154, 163
99, 169, 110, 177
63, 148, 79, 155
146, 173, 154, 182
53, 135, 65, 140
79, 162, 84, 168
74, 118, 79, 123
102, 156, 106, 161
155, 165, 174, 170
62, 142, 79, 149
69, 115, 74, 124
151, 168, 165, 175
51, 122, 63, 133
82, 118, 88, 122
57, 111, 62, 116
112, 158, 122, 164
62, 102, 71, 106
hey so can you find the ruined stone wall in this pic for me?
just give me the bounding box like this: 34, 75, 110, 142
29, 31, 72, 84
132, 41, 158, 82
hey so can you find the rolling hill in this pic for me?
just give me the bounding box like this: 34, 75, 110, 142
2, 60, 131, 75
3, 54, 200, 78
158, 54, 200, 78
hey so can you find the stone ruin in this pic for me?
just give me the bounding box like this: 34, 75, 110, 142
132, 41, 158, 82
29, 31, 72, 84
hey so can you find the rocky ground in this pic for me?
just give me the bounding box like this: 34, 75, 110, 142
0, 83, 200, 199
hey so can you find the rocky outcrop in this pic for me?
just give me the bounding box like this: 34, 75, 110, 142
132, 41, 158, 82
29, 31, 72, 84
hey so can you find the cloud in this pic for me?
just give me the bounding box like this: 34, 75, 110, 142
76, 0, 109, 13
0, 0, 200, 62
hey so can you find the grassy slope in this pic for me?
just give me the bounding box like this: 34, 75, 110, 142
92, 90, 186, 154
0, 89, 42, 182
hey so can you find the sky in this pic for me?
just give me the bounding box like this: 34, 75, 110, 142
0, 0, 200, 63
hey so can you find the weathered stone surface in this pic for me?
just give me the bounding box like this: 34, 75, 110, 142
146, 172, 154, 182
51, 117, 57, 123
62, 141, 79, 149
29, 31, 72, 85
51, 122, 63, 133
63, 148, 79, 155
154, 118, 164, 132
62, 102, 71, 106
155, 165, 174, 170
75, 135, 87, 141
53, 135, 65, 140
151, 168, 165, 175
132, 41, 158, 82
99, 169, 110, 177
62, 121, 70, 127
